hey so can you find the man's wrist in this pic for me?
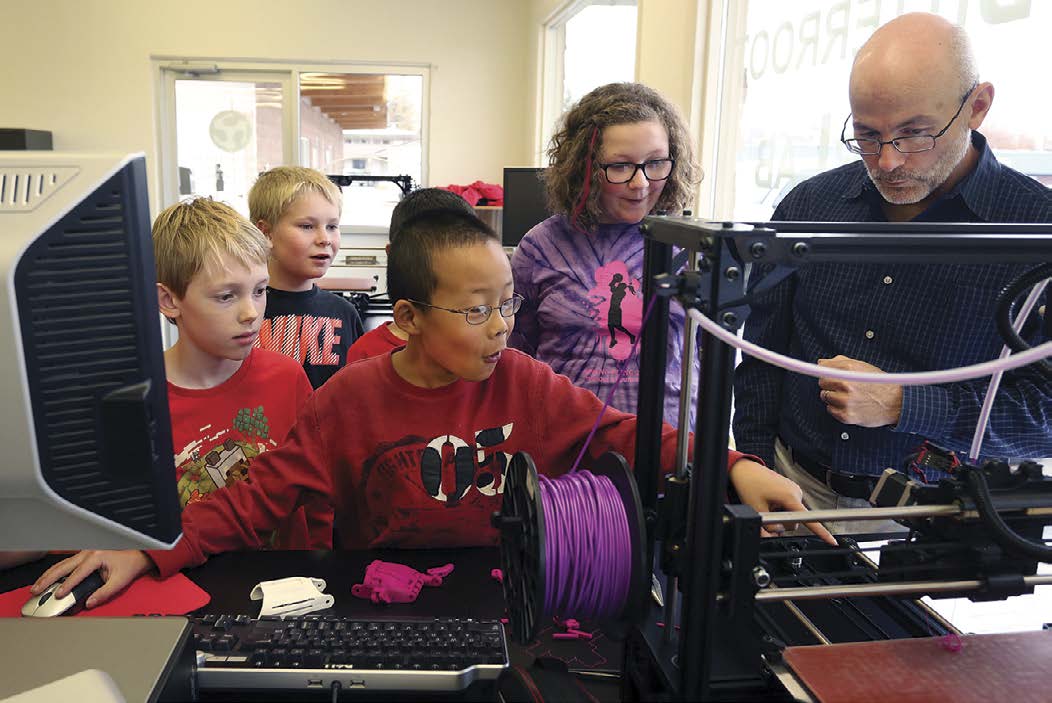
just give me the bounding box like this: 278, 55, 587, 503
896, 384, 952, 437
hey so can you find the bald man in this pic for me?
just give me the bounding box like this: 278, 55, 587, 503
733, 13, 1051, 534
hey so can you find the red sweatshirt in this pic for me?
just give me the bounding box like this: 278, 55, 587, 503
345, 323, 405, 364
149, 349, 748, 578
166, 348, 328, 548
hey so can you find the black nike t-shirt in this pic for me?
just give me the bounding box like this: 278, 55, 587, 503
256, 285, 364, 389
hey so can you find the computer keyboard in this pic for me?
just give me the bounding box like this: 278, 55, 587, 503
191, 614, 509, 693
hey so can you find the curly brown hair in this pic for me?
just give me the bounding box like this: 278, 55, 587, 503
545, 82, 701, 232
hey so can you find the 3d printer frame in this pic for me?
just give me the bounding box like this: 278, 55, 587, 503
626, 219, 1052, 702
327, 174, 414, 196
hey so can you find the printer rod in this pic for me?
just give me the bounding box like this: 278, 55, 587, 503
748, 574, 1052, 602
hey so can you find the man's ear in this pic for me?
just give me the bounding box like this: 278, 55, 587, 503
256, 219, 272, 238
157, 283, 182, 322
967, 82, 994, 130
392, 299, 423, 336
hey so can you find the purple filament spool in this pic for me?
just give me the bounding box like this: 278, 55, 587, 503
538, 471, 632, 620
495, 451, 646, 644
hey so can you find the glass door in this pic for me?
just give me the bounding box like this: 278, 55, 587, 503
158, 66, 296, 216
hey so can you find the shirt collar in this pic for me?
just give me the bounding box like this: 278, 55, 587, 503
840, 131, 1002, 218
839, 163, 870, 201
946, 131, 1001, 220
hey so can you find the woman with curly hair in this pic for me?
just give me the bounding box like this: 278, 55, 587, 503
510, 82, 702, 426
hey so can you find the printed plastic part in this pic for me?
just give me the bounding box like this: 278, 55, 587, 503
351, 560, 455, 605
249, 576, 333, 617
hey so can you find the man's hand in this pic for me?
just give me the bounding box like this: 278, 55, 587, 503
817, 355, 903, 427
730, 459, 836, 545
31, 550, 154, 609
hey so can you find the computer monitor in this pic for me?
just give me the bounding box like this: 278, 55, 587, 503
0, 152, 181, 549
501, 168, 551, 247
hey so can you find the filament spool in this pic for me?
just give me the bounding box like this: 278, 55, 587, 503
494, 451, 647, 643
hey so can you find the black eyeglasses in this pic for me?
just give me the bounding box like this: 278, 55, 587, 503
409, 293, 524, 326
840, 83, 977, 155
599, 158, 675, 184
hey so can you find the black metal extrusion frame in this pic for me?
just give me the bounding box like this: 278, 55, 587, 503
625, 218, 1052, 702
326, 174, 414, 196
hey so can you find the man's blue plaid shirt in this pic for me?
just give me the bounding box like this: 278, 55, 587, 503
732, 132, 1052, 480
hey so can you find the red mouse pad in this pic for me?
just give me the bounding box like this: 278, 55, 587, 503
0, 573, 210, 617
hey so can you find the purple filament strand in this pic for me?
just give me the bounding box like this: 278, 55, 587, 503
538, 471, 632, 620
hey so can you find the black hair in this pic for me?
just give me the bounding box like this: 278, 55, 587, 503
387, 210, 498, 305
389, 188, 477, 242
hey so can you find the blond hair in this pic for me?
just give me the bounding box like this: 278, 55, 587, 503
248, 166, 343, 228
153, 197, 270, 299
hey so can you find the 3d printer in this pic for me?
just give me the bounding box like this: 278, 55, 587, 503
497, 218, 1051, 702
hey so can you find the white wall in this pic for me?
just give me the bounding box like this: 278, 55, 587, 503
636, 0, 702, 123
0, 0, 532, 213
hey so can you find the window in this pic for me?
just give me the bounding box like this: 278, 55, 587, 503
300, 72, 424, 228
538, 0, 638, 161
156, 60, 428, 230
702, 0, 1052, 220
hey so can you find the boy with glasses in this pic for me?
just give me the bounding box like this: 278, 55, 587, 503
733, 13, 1051, 535
346, 187, 477, 363
32, 209, 832, 607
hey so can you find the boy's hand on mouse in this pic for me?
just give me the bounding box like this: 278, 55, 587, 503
31, 550, 154, 608
729, 459, 836, 545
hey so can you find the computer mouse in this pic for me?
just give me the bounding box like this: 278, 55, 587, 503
21, 571, 105, 617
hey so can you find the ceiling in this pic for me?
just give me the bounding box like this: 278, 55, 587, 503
299, 73, 388, 131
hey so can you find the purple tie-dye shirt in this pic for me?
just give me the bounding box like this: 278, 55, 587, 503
510, 215, 697, 429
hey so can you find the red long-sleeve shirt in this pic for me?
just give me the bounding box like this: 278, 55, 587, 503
345, 323, 405, 364
150, 349, 747, 578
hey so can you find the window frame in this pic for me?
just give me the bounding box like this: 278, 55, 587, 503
536, 0, 638, 164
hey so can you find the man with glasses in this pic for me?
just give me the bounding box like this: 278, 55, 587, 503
733, 12, 1051, 534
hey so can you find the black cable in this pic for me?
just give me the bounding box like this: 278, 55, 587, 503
963, 466, 1052, 561
995, 263, 1052, 380
331, 680, 341, 703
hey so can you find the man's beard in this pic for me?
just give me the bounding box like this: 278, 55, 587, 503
865, 126, 971, 205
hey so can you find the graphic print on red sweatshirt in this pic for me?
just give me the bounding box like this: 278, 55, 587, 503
358, 422, 516, 547
174, 406, 278, 508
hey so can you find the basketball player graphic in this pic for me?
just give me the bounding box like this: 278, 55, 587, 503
606, 273, 637, 348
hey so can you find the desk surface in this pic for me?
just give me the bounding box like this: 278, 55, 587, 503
190, 548, 506, 618
0, 548, 509, 619
0, 549, 623, 701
